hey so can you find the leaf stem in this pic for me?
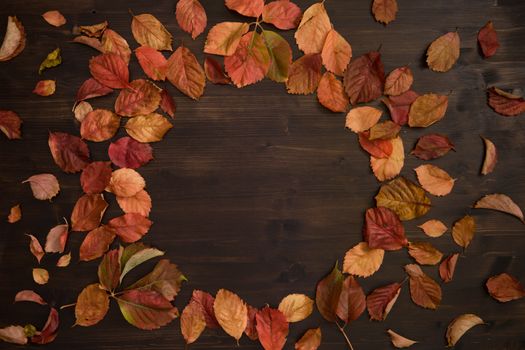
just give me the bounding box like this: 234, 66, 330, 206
60, 302, 76, 310
336, 321, 355, 350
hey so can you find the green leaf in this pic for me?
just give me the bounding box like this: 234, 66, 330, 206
262, 30, 292, 83
119, 243, 164, 283
126, 259, 186, 301
39, 48, 61, 74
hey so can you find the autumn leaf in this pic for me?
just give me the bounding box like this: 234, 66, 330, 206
478, 21, 499, 58
33, 80, 56, 96
372, 0, 398, 25
336, 275, 366, 323
0, 16, 26, 62
80, 109, 120, 142
370, 136, 404, 182
366, 282, 401, 321
176, 0, 207, 40
14, 290, 46, 305
26, 234, 44, 263
294, 2, 331, 55
191, 290, 220, 329
418, 219, 447, 237
30, 307, 59, 344
446, 314, 484, 347
343, 242, 384, 278
74, 101, 93, 122
213, 289, 248, 341
44, 222, 69, 253
79, 226, 116, 262
321, 29, 352, 76
278, 294, 313, 323
204, 57, 231, 84
0, 325, 27, 345
451, 215, 476, 248
286, 54, 323, 95
101, 29, 131, 64
109, 137, 153, 169
426, 32, 460, 72
375, 176, 431, 220
363, 207, 407, 250
345, 106, 382, 133
166, 46, 206, 99
415, 164, 455, 196
408, 241, 443, 265
246, 305, 259, 340
411, 134, 454, 160
474, 193, 524, 223
42, 10, 66, 27
78, 21, 108, 38
33, 268, 49, 285
131, 13, 172, 51
135, 46, 167, 81
204, 22, 249, 56
408, 93, 448, 127
98, 249, 121, 291
486, 273, 525, 302
405, 264, 442, 309
382, 90, 419, 125
262, 1, 302, 30
344, 51, 385, 105
386, 329, 417, 348
262, 30, 292, 83
439, 253, 459, 283
117, 289, 179, 329
89, 53, 130, 89
317, 72, 349, 113
225, 32, 271, 88
358, 131, 393, 159
39, 48, 61, 74
49, 131, 91, 173
114, 79, 162, 117
125, 113, 173, 142
481, 136, 497, 175
0, 110, 22, 139
7, 204, 21, 223
369, 121, 401, 140
108, 213, 152, 243
57, 252, 71, 267
120, 246, 169, 287
256, 307, 289, 350
487, 87, 525, 117
71, 194, 109, 232
181, 301, 206, 344
384, 67, 413, 96
315, 263, 343, 322
295, 328, 321, 350
75, 78, 113, 104
107, 168, 145, 197
23, 174, 60, 200
160, 89, 176, 118
81, 161, 112, 194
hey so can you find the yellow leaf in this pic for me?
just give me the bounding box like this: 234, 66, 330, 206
39, 48, 61, 74
32, 268, 49, 285
452, 215, 475, 248
343, 242, 384, 277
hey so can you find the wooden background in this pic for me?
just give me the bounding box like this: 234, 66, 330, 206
1, 0, 525, 349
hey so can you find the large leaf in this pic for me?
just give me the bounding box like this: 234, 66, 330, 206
343, 242, 384, 278
384, 66, 413, 96
101, 29, 131, 64
405, 264, 442, 309
262, 1, 302, 30
375, 176, 431, 221
79, 225, 116, 261
321, 29, 352, 76
135, 46, 167, 81
181, 301, 206, 344
408, 93, 448, 127
366, 282, 401, 321
317, 72, 349, 113
487, 87, 525, 117
446, 314, 484, 347
474, 193, 524, 223
166, 46, 206, 99
125, 113, 173, 142
89, 53, 130, 89
286, 54, 323, 95
0, 16, 26, 62
114, 79, 162, 117
486, 273, 525, 302
478, 21, 499, 58
117, 289, 178, 330
336, 276, 366, 323
80, 109, 120, 142
370, 136, 404, 182
71, 194, 108, 232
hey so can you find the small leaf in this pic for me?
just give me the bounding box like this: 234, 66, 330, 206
408, 241, 443, 265
42, 10, 66, 27
256, 306, 289, 350
446, 314, 484, 346
203, 22, 249, 56
32, 268, 49, 285
478, 21, 499, 58
345, 106, 382, 133
427, 32, 460, 72
108, 213, 152, 243
418, 219, 447, 237
384, 67, 413, 96
39, 48, 61, 74
70, 194, 108, 232
294, 3, 331, 54
405, 264, 442, 309
321, 29, 352, 76
387, 329, 417, 348
48, 132, 91, 173
336, 275, 366, 323
0, 16, 26, 62
117, 189, 152, 217
160, 89, 177, 117
213, 289, 248, 341
0, 110, 22, 139
80, 161, 113, 194
245, 305, 259, 340
176, 0, 207, 39
411, 134, 454, 160
204, 57, 231, 84
89, 53, 130, 89
317, 72, 349, 113
286, 54, 322, 95
344, 51, 385, 105
107, 168, 146, 198
56, 252, 71, 267
0, 325, 27, 345
74, 101, 93, 122
114, 79, 162, 117
295, 327, 321, 350
14, 290, 46, 305
125, 113, 173, 143
486, 273, 525, 302
135, 46, 167, 81
80, 109, 120, 142
131, 14, 172, 51
474, 193, 524, 223
79, 225, 116, 262
166, 46, 206, 100
366, 282, 401, 321
439, 253, 459, 283
262, 1, 302, 30
372, 0, 398, 25
78, 21, 108, 38
382, 90, 419, 125
278, 294, 314, 323
7, 204, 21, 223
181, 301, 206, 344
451, 215, 476, 248
375, 176, 431, 221
408, 93, 448, 127
415, 164, 455, 196
33, 80, 56, 96
343, 242, 384, 278
363, 207, 407, 250
481, 136, 497, 175
369, 121, 401, 140
487, 87, 525, 117
26, 234, 44, 263
44, 222, 69, 253
315, 263, 343, 322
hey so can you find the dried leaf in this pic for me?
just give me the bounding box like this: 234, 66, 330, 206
486, 273, 525, 302
452, 215, 476, 248
478, 21, 499, 58
23, 174, 60, 200
176, 0, 207, 39
74, 101, 93, 122
375, 176, 431, 220
343, 242, 384, 278
70, 194, 109, 232
415, 164, 455, 196
384, 67, 413, 96
0, 16, 26, 62
26, 234, 44, 263
98, 249, 120, 291
44, 223, 69, 253
114, 79, 162, 117
117, 189, 152, 217
225, 0, 264, 17
481, 136, 497, 175
75, 283, 110, 326
256, 307, 289, 350
344, 51, 385, 105
262, 30, 292, 83
81, 161, 112, 194
382, 90, 419, 125
166, 46, 206, 99
107, 168, 146, 197
426, 32, 460, 72
315, 263, 343, 322
245, 305, 259, 340
263, 1, 302, 30
119, 244, 163, 283
160, 89, 177, 118
101, 29, 131, 64
109, 137, 153, 169
408, 241, 443, 265
345, 106, 382, 133
80, 109, 120, 142
369, 121, 401, 140
387, 329, 417, 348
225, 32, 271, 88
359, 131, 393, 159
14, 290, 46, 305
295, 327, 321, 350
108, 213, 152, 243
474, 193, 524, 223
278, 294, 313, 323
135, 46, 167, 81
317, 72, 349, 113
336, 275, 366, 323
131, 14, 172, 51
33, 268, 49, 285
7, 204, 21, 223
370, 136, 404, 182
0, 110, 22, 139
204, 22, 249, 56
418, 219, 447, 237
372, 0, 398, 25
191, 290, 220, 329
366, 282, 401, 321
48, 132, 90, 173
213, 289, 248, 341
405, 264, 442, 309
42, 10, 66, 27
411, 134, 454, 160
294, 2, 331, 54
408, 93, 448, 127
439, 253, 459, 283
39, 48, 61, 74
286, 53, 322, 95
0, 325, 27, 345
33, 80, 56, 96
117, 289, 178, 330
125, 113, 173, 143
31, 307, 59, 344
181, 301, 206, 344
57, 252, 71, 267
363, 207, 407, 250
75, 78, 113, 103
79, 226, 115, 262
204, 57, 231, 84
89, 53, 130, 89
487, 87, 525, 117
446, 314, 484, 346
321, 29, 352, 76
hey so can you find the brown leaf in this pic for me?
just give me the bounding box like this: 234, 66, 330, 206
48, 132, 90, 173
294, 3, 331, 54
75, 283, 109, 326
487, 87, 525, 117
418, 219, 447, 237
98, 249, 120, 291
256, 307, 289, 350
0, 325, 27, 345
213, 289, 248, 341
384, 67, 413, 96
181, 301, 206, 344
408, 241, 443, 265
363, 207, 407, 250
439, 253, 459, 283
71, 194, 108, 232
176, 0, 207, 39
315, 264, 343, 322
160, 89, 177, 118
226, 0, 264, 17
369, 121, 401, 140
26, 234, 44, 263
0, 16, 26, 62
108, 213, 152, 243
114, 79, 162, 117
278, 294, 313, 323
370, 136, 404, 182
107, 168, 146, 197
474, 193, 524, 222
387, 329, 418, 348
109, 137, 153, 169
131, 14, 172, 51
415, 164, 455, 196
358, 131, 393, 159
408, 93, 448, 127
321, 29, 352, 76
101, 29, 131, 64
81, 161, 112, 194
344, 51, 385, 105
38, 47, 61, 74
75, 78, 113, 104
117, 189, 152, 217
405, 264, 442, 309
345, 106, 382, 133
486, 273, 525, 302
452, 215, 476, 248
191, 290, 220, 329
14, 290, 46, 305
372, 0, 398, 25
80, 109, 120, 142
23, 174, 60, 200
89, 53, 130, 89
0, 110, 22, 139
478, 21, 499, 58
446, 314, 484, 346
33, 268, 49, 285
166, 46, 206, 99
336, 275, 366, 323
382, 90, 419, 125
204, 22, 249, 56
135, 46, 167, 81
33, 80, 56, 96
42, 10, 66, 27
317, 72, 349, 113
481, 136, 497, 175
295, 327, 321, 350
44, 223, 69, 253
411, 134, 454, 160
57, 252, 71, 267
286, 53, 322, 95
262, 1, 302, 30
79, 225, 116, 261
375, 176, 431, 221
204, 57, 231, 84
343, 242, 384, 278
366, 282, 401, 321
7, 204, 21, 223
125, 113, 173, 142
427, 32, 460, 72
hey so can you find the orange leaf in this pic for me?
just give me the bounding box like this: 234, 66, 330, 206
446, 314, 484, 346
181, 301, 206, 344
451, 215, 476, 248
486, 273, 525, 302
387, 329, 418, 348
481, 136, 497, 175
286, 53, 322, 95
426, 32, 460, 72
70, 194, 109, 232
32, 268, 49, 285
408, 241, 443, 265
295, 328, 321, 350
135, 46, 167, 81
79, 225, 116, 261
166, 46, 206, 99
107, 168, 146, 198
384, 67, 413, 96
372, 0, 398, 25
321, 29, 352, 76
478, 21, 499, 58
75, 284, 109, 326
343, 242, 384, 278
226, 0, 264, 18
262, 1, 302, 30
439, 253, 459, 283
345, 106, 382, 133
382, 90, 418, 125
255, 307, 289, 350
117, 189, 152, 217
124, 113, 173, 143
108, 213, 152, 243
0, 110, 22, 139
370, 136, 404, 182
294, 2, 331, 54
317, 72, 349, 113
33, 80, 56, 96
89, 53, 130, 89
408, 93, 448, 127
44, 223, 69, 253
405, 264, 442, 309
80, 161, 113, 194
42, 10, 66, 27
101, 29, 131, 64
7, 204, 21, 223
80, 109, 120, 142
176, 0, 207, 39
418, 219, 447, 237
213, 289, 248, 341
26, 234, 44, 263
414, 164, 455, 196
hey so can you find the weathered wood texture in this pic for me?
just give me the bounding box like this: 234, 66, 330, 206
1, 0, 525, 349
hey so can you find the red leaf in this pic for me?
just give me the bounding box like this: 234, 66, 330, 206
382, 90, 419, 125
411, 134, 455, 160
439, 253, 459, 283
79, 225, 116, 261
226, 0, 264, 18
135, 46, 167, 81
190, 290, 220, 329
262, 1, 302, 30
75, 78, 113, 103
48, 132, 90, 173
89, 53, 131, 89
336, 276, 366, 323
166, 46, 206, 100
478, 21, 499, 58
255, 307, 289, 350
204, 57, 231, 85
343, 51, 385, 105
71, 194, 109, 232
366, 282, 401, 321
31, 308, 59, 344
101, 29, 131, 64
315, 264, 343, 322
109, 137, 153, 169
358, 131, 393, 159
245, 305, 259, 340
14, 290, 47, 305
114, 79, 162, 117
0, 110, 22, 139
176, 0, 207, 39
317, 72, 349, 113
160, 89, 176, 118
487, 87, 525, 117
363, 207, 408, 250
486, 273, 525, 302
80, 161, 112, 194
117, 289, 178, 330
108, 213, 153, 243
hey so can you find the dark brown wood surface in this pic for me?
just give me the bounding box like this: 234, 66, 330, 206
1, 0, 525, 349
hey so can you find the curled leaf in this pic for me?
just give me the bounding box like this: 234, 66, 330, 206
0, 16, 26, 62
23, 174, 60, 200
75, 283, 110, 326
387, 329, 417, 348
375, 176, 431, 221
487, 87, 525, 117
30, 307, 59, 344
295, 327, 321, 350
446, 314, 484, 347
474, 193, 524, 223
452, 215, 476, 249
14, 290, 46, 305
78, 21, 108, 38
343, 242, 384, 278
486, 273, 525, 302
278, 294, 313, 323
481, 136, 497, 175
426, 32, 460, 72
131, 14, 172, 51
56, 252, 71, 267
39, 48, 61, 74
44, 223, 69, 253
294, 2, 331, 54
0, 325, 27, 345
366, 282, 401, 321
